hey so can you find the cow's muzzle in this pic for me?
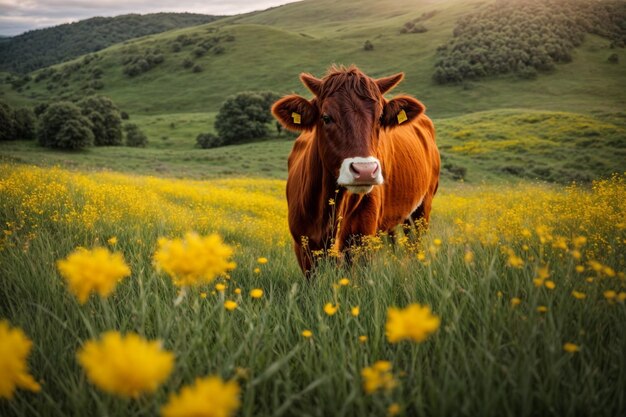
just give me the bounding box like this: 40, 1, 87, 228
337, 156, 384, 194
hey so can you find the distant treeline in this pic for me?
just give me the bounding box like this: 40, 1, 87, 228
433, 0, 626, 84
0, 13, 222, 73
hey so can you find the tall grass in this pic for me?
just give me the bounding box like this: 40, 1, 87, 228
1, 164, 625, 416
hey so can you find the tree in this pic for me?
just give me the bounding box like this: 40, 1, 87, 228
196, 132, 223, 149
124, 123, 148, 147
79, 95, 123, 146
38, 102, 94, 149
214, 92, 279, 144
0, 101, 15, 141
13, 108, 36, 140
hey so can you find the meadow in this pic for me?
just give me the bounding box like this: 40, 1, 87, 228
1, 163, 625, 416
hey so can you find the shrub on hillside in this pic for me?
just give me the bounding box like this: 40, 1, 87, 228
192, 64, 203, 73
433, 0, 626, 84
0, 101, 15, 141
182, 58, 194, 69
13, 108, 37, 140
196, 132, 223, 149
124, 123, 148, 147
214, 91, 280, 145
608, 53, 619, 63
122, 51, 165, 77
363, 40, 374, 51
120, 111, 129, 120
79, 95, 123, 146
33, 103, 49, 117
38, 102, 94, 149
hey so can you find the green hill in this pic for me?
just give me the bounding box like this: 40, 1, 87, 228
0, 13, 222, 73
1, 0, 624, 119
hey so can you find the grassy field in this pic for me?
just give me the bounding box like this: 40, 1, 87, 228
0, 163, 624, 416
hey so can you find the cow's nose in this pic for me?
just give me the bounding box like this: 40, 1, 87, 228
349, 161, 379, 180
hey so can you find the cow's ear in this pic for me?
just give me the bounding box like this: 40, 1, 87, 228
272, 95, 318, 131
300, 73, 322, 96
375, 73, 404, 95
380, 95, 425, 128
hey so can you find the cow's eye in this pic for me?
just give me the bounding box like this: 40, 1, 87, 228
321, 114, 333, 124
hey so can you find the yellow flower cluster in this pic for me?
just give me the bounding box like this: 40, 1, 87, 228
386, 304, 440, 343
0, 321, 41, 399
161, 375, 240, 417
361, 361, 397, 394
77, 331, 174, 398
0, 164, 289, 251
154, 232, 236, 287
57, 247, 131, 304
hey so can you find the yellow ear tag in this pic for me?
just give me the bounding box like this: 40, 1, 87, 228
292, 112, 301, 124
397, 109, 408, 124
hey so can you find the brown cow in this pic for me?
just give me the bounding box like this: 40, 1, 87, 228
272, 65, 440, 275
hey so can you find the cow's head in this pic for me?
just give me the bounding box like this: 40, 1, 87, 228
272, 65, 425, 194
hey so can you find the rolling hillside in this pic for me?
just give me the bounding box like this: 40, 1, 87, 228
0, 0, 624, 119
0, 13, 222, 73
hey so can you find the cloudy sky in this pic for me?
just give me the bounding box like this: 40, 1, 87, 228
0, 0, 300, 36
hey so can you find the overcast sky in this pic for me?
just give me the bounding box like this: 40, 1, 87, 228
0, 0, 300, 36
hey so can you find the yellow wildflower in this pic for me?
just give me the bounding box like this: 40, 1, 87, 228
603, 266, 616, 277
507, 254, 524, 268
536, 306, 548, 313
385, 304, 440, 343
358, 335, 368, 343
617, 292, 626, 302
224, 300, 238, 311
0, 321, 41, 399
338, 278, 350, 286
154, 232, 235, 287
571, 291, 586, 300
588, 260, 603, 272
510, 297, 521, 307
573, 236, 587, 248
433, 238, 442, 247
250, 289, 263, 299
464, 251, 474, 264
77, 331, 173, 398
161, 376, 240, 417
575, 265, 585, 273
416, 251, 426, 262
257, 257, 268, 264
544, 280, 556, 290
328, 198, 335, 206
361, 361, 397, 394
603, 290, 616, 300
496, 291, 503, 298
200, 292, 207, 299
215, 283, 226, 292
234, 288, 242, 295
388, 403, 401, 417
107, 236, 118, 245
324, 303, 339, 316
536, 265, 550, 280
301, 330, 313, 338
351, 306, 360, 317
57, 247, 130, 304
253, 268, 261, 274
563, 343, 580, 353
